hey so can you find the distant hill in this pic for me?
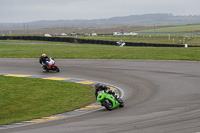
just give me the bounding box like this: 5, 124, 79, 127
1, 13, 200, 30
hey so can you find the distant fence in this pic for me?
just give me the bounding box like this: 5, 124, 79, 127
0, 36, 195, 47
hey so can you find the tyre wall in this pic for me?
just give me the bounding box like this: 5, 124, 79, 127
0, 36, 194, 47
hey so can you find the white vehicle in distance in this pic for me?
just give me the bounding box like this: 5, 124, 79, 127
60, 33, 67, 36
124, 32, 138, 36
114, 32, 138, 36
92, 33, 97, 36
71, 33, 77, 36
129, 32, 138, 36
113, 32, 123, 35
44, 34, 52, 37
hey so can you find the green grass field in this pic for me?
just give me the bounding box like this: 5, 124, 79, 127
0, 75, 95, 125
0, 41, 200, 60
136, 24, 200, 33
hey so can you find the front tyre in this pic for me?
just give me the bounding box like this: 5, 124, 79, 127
103, 99, 113, 111
43, 66, 49, 72
118, 98, 124, 107
54, 66, 60, 72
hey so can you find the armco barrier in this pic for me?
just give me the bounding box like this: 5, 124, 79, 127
1, 36, 199, 47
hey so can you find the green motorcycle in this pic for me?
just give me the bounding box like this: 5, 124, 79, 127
97, 90, 124, 110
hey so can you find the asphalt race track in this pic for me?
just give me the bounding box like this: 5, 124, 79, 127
1, 58, 200, 133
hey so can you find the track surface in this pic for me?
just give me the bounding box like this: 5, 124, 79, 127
1, 58, 200, 133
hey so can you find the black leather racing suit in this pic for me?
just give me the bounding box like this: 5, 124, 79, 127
95, 85, 117, 99
39, 56, 49, 65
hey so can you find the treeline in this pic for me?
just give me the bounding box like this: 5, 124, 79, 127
1, 13, 200, 30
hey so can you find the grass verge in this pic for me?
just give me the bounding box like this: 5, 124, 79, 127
0, 41, 200, 61
0, 75, 95, 125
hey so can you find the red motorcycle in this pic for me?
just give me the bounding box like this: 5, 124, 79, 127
41, 57, 60, 72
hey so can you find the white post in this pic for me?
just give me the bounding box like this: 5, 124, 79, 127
185, 44, 188, 48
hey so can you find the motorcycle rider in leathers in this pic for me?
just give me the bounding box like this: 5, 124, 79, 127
95, 83, 119, 100
39, 53, 49, 69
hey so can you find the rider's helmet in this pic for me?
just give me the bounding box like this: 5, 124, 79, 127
95, 83, 101, 90
42, 53, 47, 59
42, 53, 46, 58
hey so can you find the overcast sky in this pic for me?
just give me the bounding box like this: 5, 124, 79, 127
0, 0, 199, 23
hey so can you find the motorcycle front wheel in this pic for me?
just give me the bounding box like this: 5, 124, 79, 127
54, 66, 60, 72
43, 66, 49, 72
118, 98, 124, 107
103, 99, 113, 111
